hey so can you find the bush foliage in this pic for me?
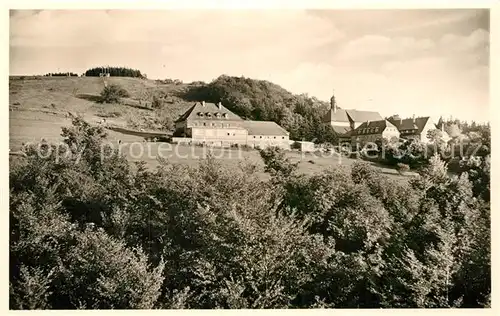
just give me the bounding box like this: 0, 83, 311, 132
9, 118, 490, 309
100, 84, 130, 104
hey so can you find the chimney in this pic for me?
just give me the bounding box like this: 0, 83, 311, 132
412, 114, 415, 123
217, 102, 222, 110
441, 123, 445, 132
202, 101, 205, 107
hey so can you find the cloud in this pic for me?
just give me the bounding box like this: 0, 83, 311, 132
439, 28, 489, 51
265, 39, 488, 122
10, 10, 344, 48
9, 10, 345, 81
334, 35, 434, 61
10, 10, 113, 46
385, 10, 482, 34
334, 26, 488, 65
9, 10, 489, 122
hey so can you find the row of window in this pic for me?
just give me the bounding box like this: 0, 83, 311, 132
198, 131, 286, 140
401, 129, 416, 134
252, 136, 286, 139
193, 122, 232, 127
358, 127, 400, 134
359, 127, 380, 134
197, 112, 228, 119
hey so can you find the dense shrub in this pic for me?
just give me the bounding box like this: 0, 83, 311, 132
100, 84, 130, 103
152, 95, 163, 109
258, 147, 298, 178
396, 163, 410, 174
9, 118, 490, 309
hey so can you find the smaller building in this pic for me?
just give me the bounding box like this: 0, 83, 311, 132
244, 121, 290, 150
435, 118, 452, 143
351, 119, 400, 146
293, 141, 316, 152
388, 116, 436, 143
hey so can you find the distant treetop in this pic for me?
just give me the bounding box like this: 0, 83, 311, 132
84, 66, 145, 78
45, 72, 78, 77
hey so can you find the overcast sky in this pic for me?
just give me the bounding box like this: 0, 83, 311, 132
9, 9, 490, 122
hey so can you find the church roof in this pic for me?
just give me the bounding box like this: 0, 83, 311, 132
345, 109, 383, 122
322, 108, 383, 124
322, 108, 350, 123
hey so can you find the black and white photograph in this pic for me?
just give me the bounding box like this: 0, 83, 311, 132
8, 3, 493, 310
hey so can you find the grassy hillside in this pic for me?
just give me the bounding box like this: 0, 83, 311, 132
9, 76, 190, 113
9, 75, 339, 142
9, 75, 415, 180
9, 76, 198, 132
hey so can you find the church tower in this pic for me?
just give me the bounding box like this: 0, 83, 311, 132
330, 90, 337, 113
437, 116, 444, 131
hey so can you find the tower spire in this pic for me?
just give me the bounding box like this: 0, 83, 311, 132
330, 89, 337, 113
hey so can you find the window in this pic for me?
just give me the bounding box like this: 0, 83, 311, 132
203, 122, 207, 126
206, 112, 212, 118
232, 133, 235, 136
253, 136, 256, 138
227, 133, 230, 136
215, 113, 221, 118
260, 136, 262, 139
197, 112, 204, 117
222, 113, 228, 119
274, 136, 276, 139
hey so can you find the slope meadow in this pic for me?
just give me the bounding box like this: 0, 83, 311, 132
9, 76, 410, 180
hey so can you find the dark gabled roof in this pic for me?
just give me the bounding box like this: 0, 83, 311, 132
331, 125, 352, 136
175, 102, 243, 123
388, 116, 431, 134
352, 119, 397, 136
322, 109, 350, 123
345, 109, 383, 122
243, 121, 289, 136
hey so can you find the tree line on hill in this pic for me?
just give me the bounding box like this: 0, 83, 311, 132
44, 72, 78, 77
180, 75, 338, 144
9, 117, 490, 309
84, 67, 145, 78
